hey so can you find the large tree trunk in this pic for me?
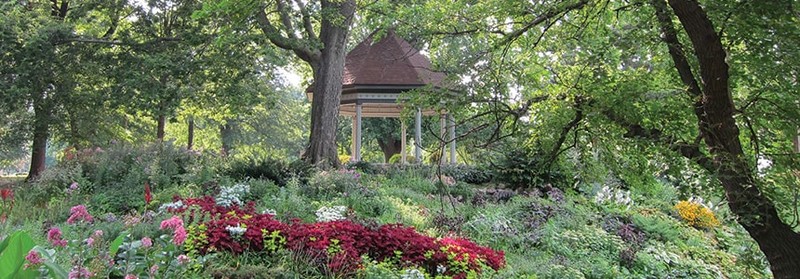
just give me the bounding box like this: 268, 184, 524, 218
26, 104, 49, 182
303, 0, 356, 168
156, 114, 166, 141
666, 0, 800, 276
377, 137, 402, 162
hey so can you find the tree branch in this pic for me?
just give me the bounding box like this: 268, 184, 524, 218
293, 0, 319, 42
255, 9, 319, 63
496, 0, 589, 47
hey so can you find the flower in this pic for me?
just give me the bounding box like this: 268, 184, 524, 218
401, 268, 425, 279
1, 188, 13, 201
315, 206, 347, 222
173, 226, 187, 245
67, 182, 79, 194
68, 266, 92, 279
24, 250, 43, 269
47, 227, 67, 247
177, 254, 190, 265
86, 237, 95, 247
161, 215, 187, 245
67, 205, 94, 224
124, 275, 138, 279
144, 182, 152, 205
216, 183, 250, 207
149, 264, 159, 276
160, 216, 184, 230
226, 224, 247, 237
141, 237, 153, 248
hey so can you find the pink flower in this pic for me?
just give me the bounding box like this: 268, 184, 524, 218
47, 227, 67, 247
160, 216, 187, 245
68, 266, 92, 279
141, 237, 153, 248
24, 250, 43, 269
93, 230, 103, 237
86, 237, 95, 247
160, 216, 184, 230
149, 264, 159, 276
67, 205, 93, 224
66, 182, 79, 194
177, 254, 190, 265
173, 226, 187, 245
124, 275, 138, 279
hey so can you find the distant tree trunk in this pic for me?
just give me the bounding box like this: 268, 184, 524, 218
220, 119, 237, 155
26, 103, 49, 181
156, 115, 166, 141
187, 117, 194, 150
302, 0, 356, 168
663, 0, 800, 276
377, 137, 402, 162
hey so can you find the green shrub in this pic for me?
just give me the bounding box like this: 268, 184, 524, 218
492, 148, 566, 190
388, 154, 416, 164
440, 164, 493, 185
225, 158, 315, 186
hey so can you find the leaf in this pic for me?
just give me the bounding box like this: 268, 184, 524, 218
109, 230, 129, 256
0, 231, 37, 279
31, 246, 67, 279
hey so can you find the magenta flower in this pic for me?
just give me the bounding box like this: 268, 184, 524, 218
24, 250, 43, 269
67, 205, 93, 224
124, 275, 138, 279
141, 237, 153, 248
47, 227, 67, 247
86, 237, 95, 247
149, 264, 159, 276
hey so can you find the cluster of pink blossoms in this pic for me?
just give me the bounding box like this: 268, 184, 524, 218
67, 205, 93, 224
47, 227, 67, 247
24, 250, 43, 269
160, 216, 187, 245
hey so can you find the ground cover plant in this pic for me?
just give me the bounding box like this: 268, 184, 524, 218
0, 144, 774, 278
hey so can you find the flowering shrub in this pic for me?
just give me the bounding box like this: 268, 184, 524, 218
166, 195, 505, 277
674, 199, 720, 229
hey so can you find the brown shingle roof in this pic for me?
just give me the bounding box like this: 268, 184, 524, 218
342, 30, 445, 87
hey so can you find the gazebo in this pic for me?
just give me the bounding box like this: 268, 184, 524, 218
306, 30, 456, 164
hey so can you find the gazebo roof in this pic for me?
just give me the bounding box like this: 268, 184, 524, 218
342, 29, 445, 87
306, 30, 448, 117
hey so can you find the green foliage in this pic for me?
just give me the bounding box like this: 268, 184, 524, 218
225, 157, 315, 186
492, 148, 566, 190
0, 231, 37, 279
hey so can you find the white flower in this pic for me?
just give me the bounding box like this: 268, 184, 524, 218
315, 206, 347, 222
225, 224, 247, 237
262, 208, 277, 215
436, 265, 447, 274
400, 268, 425, 279
594, 186, 633, 208
217, 183, 250, 207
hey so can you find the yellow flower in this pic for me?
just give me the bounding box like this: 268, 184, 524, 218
674, 200, 720, 229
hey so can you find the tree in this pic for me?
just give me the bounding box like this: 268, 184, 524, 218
0, 1, 126, 180
651, 0, 800, 275
384, 0, 800, 275
252, 0, 357, 167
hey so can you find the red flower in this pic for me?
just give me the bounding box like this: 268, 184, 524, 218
144, 182, 152, 205
0, 188, 13, 201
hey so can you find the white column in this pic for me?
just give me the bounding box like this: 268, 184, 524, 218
355, 104, 362, 162
440, 113, 446, 165
415, 108, 422, 163
351, 115, 356, 161
401, 121, 407, 164
449, 114, 456, 164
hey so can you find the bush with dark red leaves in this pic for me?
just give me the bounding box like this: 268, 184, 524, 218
168, 195, 505, 277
